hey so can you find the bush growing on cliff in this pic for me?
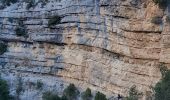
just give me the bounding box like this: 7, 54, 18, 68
42, 91, 61, 100
152, 0, 169, 8
8, 18, 14, 23
39, 0, 48, 7
81, 88, 92, 100
42, 92, 68, 100
0, 77, 10, 100
126, 85, 142, 100
63, 84, 79, 100
0, 0, 18, 6
36, 80, 43, 90
15, 20, 28, 37
159, 63, 168, 77
94, 92, 107, 100
151, 16, 163, 25
15, 27, 27, 37
154, 63, 170, 100
0, 42, 7, 55
48, 15, 61, 27
60, 95, 68, 100
25, 0, 36, 10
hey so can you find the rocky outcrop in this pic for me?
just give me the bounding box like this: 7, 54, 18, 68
0, 0, 169, 99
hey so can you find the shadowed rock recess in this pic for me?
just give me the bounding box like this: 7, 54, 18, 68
0, 0, 170, 100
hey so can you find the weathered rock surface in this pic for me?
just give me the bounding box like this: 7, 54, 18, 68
0, 0, 169, 99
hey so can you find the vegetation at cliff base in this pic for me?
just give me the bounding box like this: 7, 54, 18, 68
43, 83, 80, 100
154, 64, 170, 100
81, 88, 92, 100
0, 77, 10, 100
36, 80, 43, 90
42, 91, 61, 100
94, 91, 107, 100
63, 84, 79, 100
0, 42, 7, 55
126, 85, 142, 100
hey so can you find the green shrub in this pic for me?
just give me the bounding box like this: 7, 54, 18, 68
159, 63, 168, 77
36, 80, 43, 90
152, 0, 169, 8
151, 16, 162, 25
94, 92, 107, 100
15, 27, 27, 37
61, 95, 68, 100
8, 18, 13, 23
0, 0, 18, 6
38, 0, 48, 7
63, 84, 79, 100
25, 0, 37, 10
0, 42, 7, 55
42, 91, 61, 100
81, 88, 92, 100
126, 85, 142, 100
15, 20, 27, 37
0, 77, 10, 100
154, 69, 170, 100
48, 15, 61, 27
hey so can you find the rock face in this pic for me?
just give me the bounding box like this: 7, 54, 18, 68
0, 0, 169, 99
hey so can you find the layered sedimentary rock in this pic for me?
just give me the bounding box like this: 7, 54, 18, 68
0, 0, 169, 99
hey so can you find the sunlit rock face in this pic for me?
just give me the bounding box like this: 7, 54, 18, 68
0, 0, 169, 99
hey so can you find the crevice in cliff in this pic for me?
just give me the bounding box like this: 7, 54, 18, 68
37, 41, 67, 46
121, 28, 162, 34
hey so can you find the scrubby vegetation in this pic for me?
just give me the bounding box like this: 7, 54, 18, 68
8, 18, 13, 23
36, 80, 43, 90
0, 77, 10, 100
24, 0, 49, 9
152, 0, 169, 8
42, 84, 109, 100
81, 88, 92, 100
63, 84, 79, 100
151, 16, 162, 25
39, 0, 49, 7
42, 91, 61, 100
25, 0, 36, 10
159, 63, 168, 77
48, 15, 61, 27
154, 64, 170, 100
0, 0, 18, 6
154, 71, 170, 100
15, 20, 27, 37
43, 83, 80, 100
94, 91, 107, 100
126, 85, 142, 100
0, 42, 7, 55
15, 27, 27, 37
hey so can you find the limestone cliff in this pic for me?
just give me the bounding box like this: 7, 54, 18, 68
0, 0, 169, 100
